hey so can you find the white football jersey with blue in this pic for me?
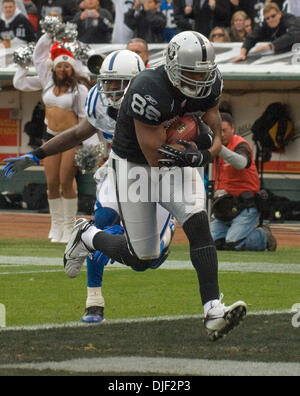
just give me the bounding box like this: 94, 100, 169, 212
85, 84, 116, 143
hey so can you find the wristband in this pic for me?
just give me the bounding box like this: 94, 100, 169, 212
31, 147, 46, 160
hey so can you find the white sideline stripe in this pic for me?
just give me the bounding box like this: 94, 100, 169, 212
1, 356, 300, 376
1, 256, 300, 274
0, 270, 66, 275
0, 309, 291, 332
0, 256, 62, 266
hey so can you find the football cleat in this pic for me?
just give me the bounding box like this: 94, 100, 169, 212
81, 306, 105, 324
64, 218, 94, 278
204, 294, 247, 341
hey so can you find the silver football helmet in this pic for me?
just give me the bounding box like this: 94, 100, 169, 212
165, 31, 217, 99
98, 49, 145, 109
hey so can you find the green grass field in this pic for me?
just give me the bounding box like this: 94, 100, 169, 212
1, 238, 300, 376
0, 238, 299, 326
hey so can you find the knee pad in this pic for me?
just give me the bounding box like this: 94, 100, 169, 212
94, 201, 119, 229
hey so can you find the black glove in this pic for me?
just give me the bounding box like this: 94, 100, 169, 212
193, 119, 215, 150
158, 140, 212, 168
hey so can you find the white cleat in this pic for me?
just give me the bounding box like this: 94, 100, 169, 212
204, 294, 247, 341
63, 218, 93, 278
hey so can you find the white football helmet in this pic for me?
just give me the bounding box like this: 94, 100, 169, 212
165, 31, 217, 99
97, 49, 145, 109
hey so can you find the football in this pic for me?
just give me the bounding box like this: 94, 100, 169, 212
166, 115, 199, 144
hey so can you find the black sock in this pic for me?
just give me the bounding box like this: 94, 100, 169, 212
92, 232, 157, 271
183, 211, 220, 305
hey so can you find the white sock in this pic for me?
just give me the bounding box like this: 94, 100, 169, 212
86, 287, 104, 308
81, 225, 101, 250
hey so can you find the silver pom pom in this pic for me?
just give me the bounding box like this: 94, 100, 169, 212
75, 143, 105, 174
63, 41, 91, 65
74, 42, 91, 65
40, 16, 65, 41
61, 22, 78, 42
13, 42, 35, 67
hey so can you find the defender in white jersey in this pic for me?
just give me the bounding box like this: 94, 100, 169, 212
2, 49, 176, 324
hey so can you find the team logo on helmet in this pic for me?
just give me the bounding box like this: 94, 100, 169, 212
168, 42, 180, 61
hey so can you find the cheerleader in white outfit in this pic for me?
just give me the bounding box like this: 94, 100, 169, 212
14, 33, 90, 243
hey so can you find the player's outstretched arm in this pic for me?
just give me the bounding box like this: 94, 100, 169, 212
2, 153, 40, 178
1, 118, 96, 178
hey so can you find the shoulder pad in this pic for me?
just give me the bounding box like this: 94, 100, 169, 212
124, 70, 173, 125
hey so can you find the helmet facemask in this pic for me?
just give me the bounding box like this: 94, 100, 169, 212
98, 76, 130, 109
166, 58, 217, 99
96, 49, 145, 109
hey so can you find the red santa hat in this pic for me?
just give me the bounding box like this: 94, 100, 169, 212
50, 42, 76, 69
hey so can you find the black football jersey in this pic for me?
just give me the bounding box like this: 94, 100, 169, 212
112, 65, 223, 164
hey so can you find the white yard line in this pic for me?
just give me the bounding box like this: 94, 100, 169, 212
1, 256, 300, 274
1, 356, 300, 376
0, 309, 291, 333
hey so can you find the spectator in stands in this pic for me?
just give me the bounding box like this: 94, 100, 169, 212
251, 0, 285, 25
229, 10, 249, 41
211, 112, 277, 252
111, 0, 134, 44
34, 0, 79, 23
126, 37, 149, 66
72, 0, 113, 44
209, 25, 231, 42
232, 2, 300, 62
23, 0, 38, 32
228, 0, 255, 22
0, 0, 35, 48
245, 16, 252, 35
76, 0, 114, 14
191, 0, 236, 38
160, 0, 178, 42
221, 1, 285, 28
173, 0, 193, 32
124, 0, 166, 43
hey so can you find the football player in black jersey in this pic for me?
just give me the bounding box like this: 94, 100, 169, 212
62, 31, 247, 341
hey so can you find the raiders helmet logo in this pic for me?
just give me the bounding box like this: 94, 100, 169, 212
168, 42, 180, 61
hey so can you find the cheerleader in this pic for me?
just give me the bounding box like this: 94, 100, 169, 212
32, 33, 89, 243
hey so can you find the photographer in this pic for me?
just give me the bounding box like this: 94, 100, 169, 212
124, 0, 166, 43
211, 112, 277, 251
